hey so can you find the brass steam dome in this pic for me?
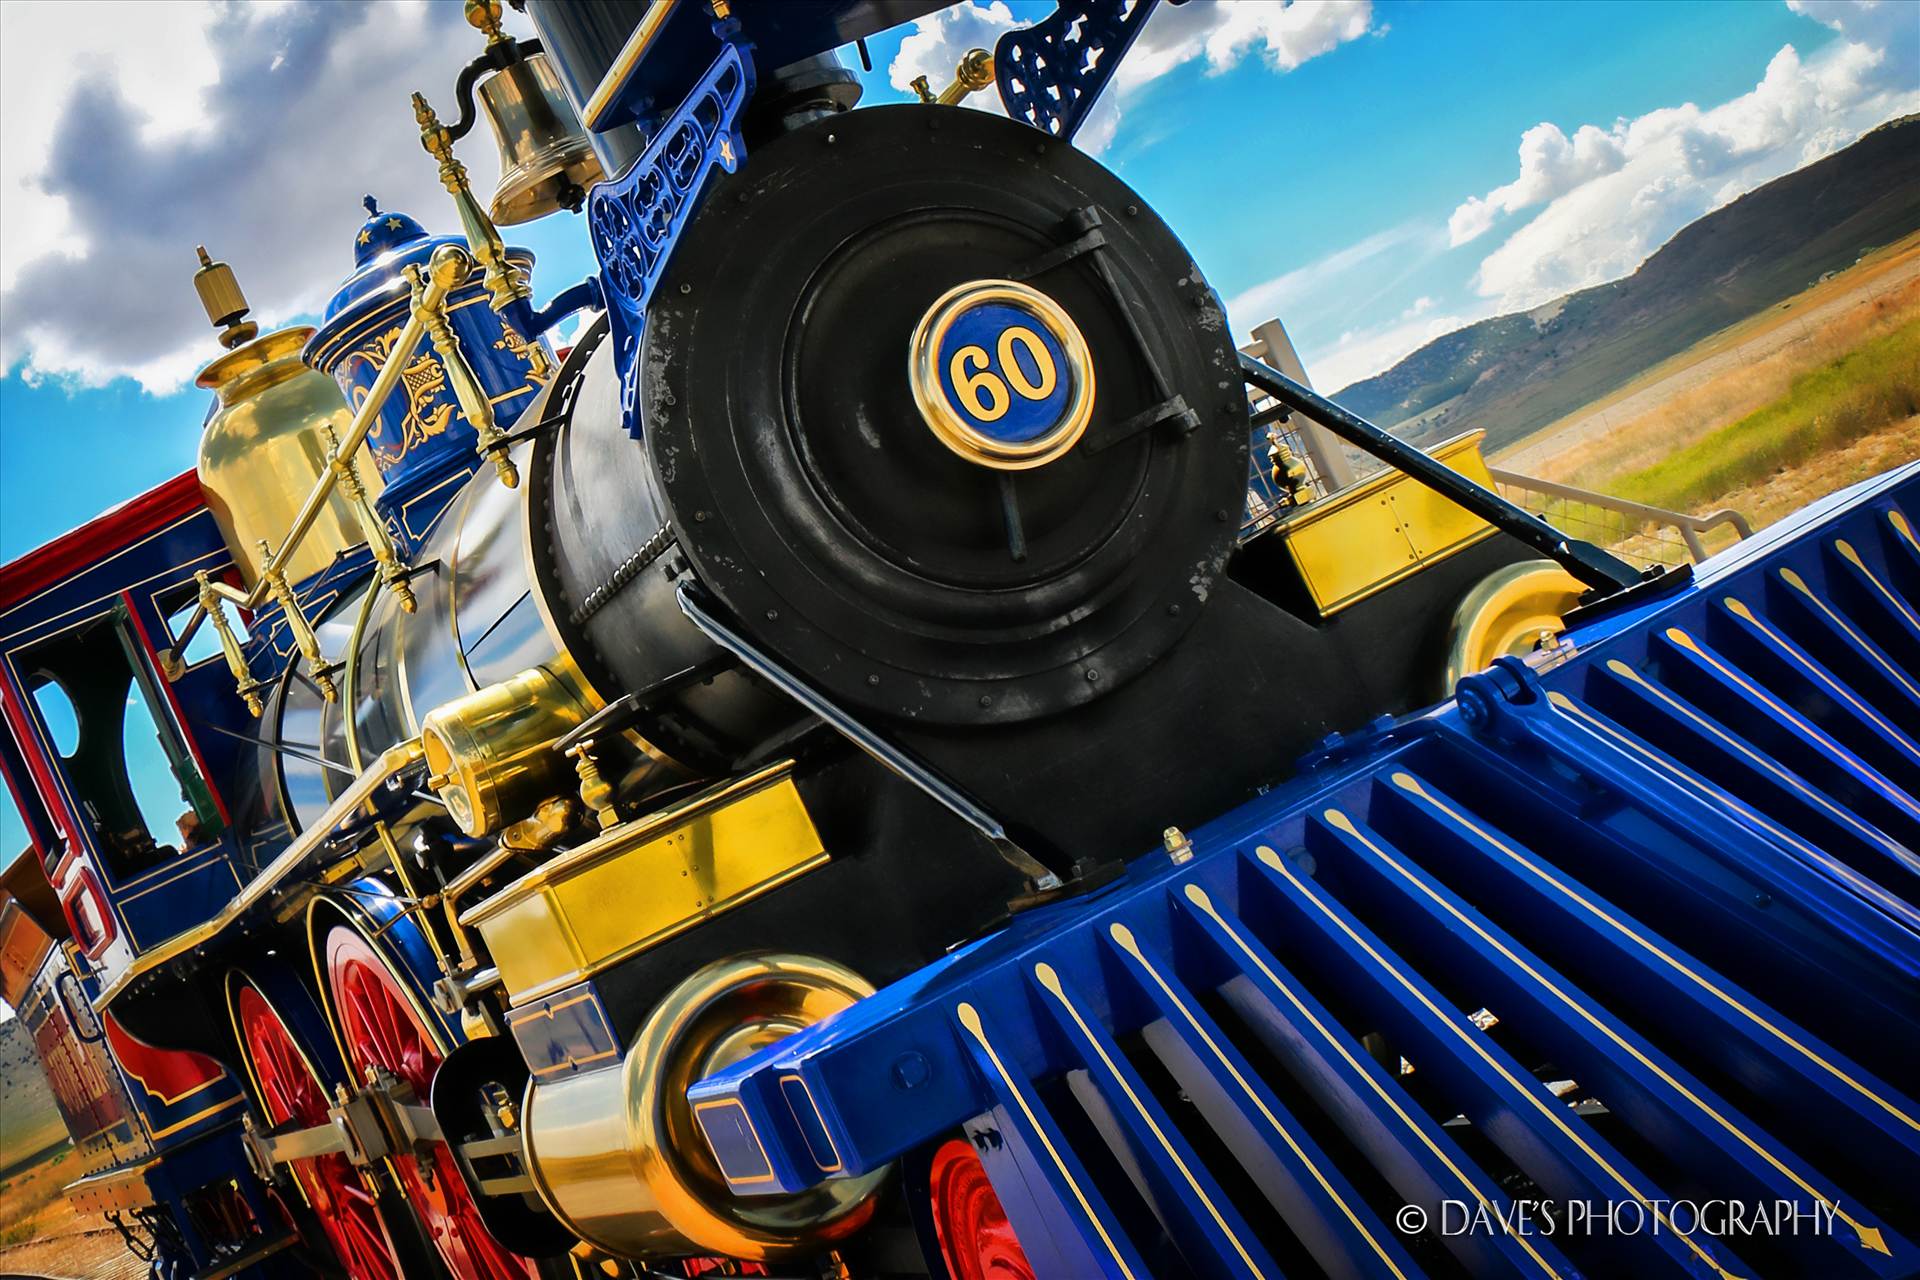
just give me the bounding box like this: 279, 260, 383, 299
193, 248, 379, 589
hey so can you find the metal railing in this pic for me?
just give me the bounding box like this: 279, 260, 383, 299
1488, 467, 1753, 569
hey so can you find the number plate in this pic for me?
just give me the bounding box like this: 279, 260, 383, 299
909, 279, 1096, 470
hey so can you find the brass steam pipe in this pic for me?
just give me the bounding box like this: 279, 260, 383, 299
936, 49, 996, 105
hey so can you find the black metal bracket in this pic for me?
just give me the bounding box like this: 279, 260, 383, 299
1238, 354, 1646, 596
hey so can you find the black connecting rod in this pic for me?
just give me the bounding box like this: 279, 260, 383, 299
1239, 354, 1644, 595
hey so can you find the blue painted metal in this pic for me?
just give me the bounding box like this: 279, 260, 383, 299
995, 0, 1163, 143
304, 199, 549, 550
505, 979, 620, 1082
694, 462, 1920, 1278
586, 40, 752, 438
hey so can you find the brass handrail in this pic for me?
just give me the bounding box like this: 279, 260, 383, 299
169, 243, 520, 712
94, 739, 426, 1011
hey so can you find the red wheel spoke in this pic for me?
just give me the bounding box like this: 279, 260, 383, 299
237, 982, 402, 1280
324, 926, 534, 1280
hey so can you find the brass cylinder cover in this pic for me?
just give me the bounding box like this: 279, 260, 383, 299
521, 953, 884, 1260
196, 327, 380, 589
420, 663, 591, 838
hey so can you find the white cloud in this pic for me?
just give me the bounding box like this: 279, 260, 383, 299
1456, 3, 1920, 312
1306, 305, 1493, 394
887, 0, 1375, 154
1225, 222, 1433, 330
1224, 224, 1473, 388
1448, 121, 1628, 245
0, 0, 525, 393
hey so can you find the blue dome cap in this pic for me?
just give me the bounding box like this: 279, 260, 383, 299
352, 195, 427, 268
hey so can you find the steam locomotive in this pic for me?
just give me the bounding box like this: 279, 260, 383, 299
1, 2, 1914, 1278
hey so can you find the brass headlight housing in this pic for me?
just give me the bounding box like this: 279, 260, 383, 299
421, 663, 592, 837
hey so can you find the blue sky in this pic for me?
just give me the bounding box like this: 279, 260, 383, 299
1, 0, 1915, 861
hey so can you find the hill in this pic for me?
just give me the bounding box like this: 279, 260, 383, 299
1334, 114, 1920, 452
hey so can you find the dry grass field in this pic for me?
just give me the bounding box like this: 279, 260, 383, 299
1499, 232, 1920, 547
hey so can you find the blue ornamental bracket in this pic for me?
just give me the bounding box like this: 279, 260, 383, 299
587, 40, 754, 438
995, 0, 1164, 142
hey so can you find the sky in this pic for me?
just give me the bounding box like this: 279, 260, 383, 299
0, 0, 1916, 861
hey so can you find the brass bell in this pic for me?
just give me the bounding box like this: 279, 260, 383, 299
478, 52, 604, 225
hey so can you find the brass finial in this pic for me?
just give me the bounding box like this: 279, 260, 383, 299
566, 740, 620, 830
197, 571, 263, 716
463, 0, 509, 45
927, 49, 996, 106
194, 246, 258, 350
413, 90, 539, 335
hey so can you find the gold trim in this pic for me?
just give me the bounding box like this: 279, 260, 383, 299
117, 855, 242, 906
1890, 508, 1917, 554
144, 1094, 246, 1142
1179, 884, 1563, 1279
1666, 626, 1919, 818
1777, 567, 1919, 702
1722, 597, 1919, 763
690, 1097, 780, 1186
1612, 652, 1912, 851
1033, 961, 1267, 1277
908, 280, 1096, 471
1393, 767, 1918, 1135
1253, 844, 1743, 1279
1837, 538, 1920, 631
1544, 691, 1903, 918
95, 741, 426, 1010
776, 1073, 843, 1174
954, 1001, 1139, 1279
1107, 923, 1408, 1277
509, 992, 621, 1077
1323, 810, 1888, 1256
583, 0, 680, 129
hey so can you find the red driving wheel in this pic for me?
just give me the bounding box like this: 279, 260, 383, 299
928, 1137, 1036, 1280
324, 925, 535, 1280
235, 982, 402, 1280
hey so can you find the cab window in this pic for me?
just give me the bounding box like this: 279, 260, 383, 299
19, 604, 221, 880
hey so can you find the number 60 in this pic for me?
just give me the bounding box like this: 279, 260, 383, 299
949, 325, 1059, 422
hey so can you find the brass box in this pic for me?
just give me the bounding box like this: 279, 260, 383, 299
1277, 430, 1498, 616
463, 763, 828, 1005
